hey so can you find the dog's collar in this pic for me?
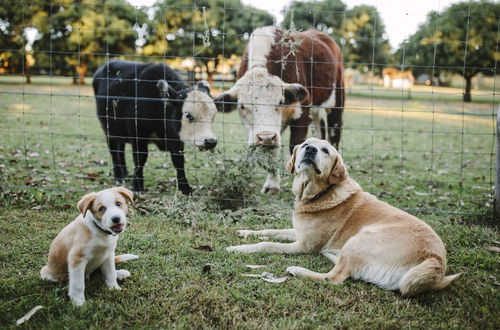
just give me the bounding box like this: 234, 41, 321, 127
309, 184, 335, 202
92, 220, 116, 236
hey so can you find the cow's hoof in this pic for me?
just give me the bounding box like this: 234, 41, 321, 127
180, 185, 193, 195
261, 186, 280, 194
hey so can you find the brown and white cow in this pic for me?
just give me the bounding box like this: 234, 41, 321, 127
216, 26, 345, 194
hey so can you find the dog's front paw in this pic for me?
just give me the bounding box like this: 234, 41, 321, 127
286, 266, 306, 277
70, 294, 85, 306
116, 269, 131, 281
107, 282, 121, 291
237, 230, 254, 238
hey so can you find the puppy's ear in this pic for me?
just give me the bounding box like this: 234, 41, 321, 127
114, 187, 134, 204
286, 145, 300, 174
77, 192, 97, 217
329, 155, 347, 184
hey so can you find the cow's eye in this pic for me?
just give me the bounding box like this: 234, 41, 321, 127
98, 206, 106, 213
185, 113, 194, 122
322, 148, 329, 154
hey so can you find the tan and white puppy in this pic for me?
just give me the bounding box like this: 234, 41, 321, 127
40, 187, 138, 306
227, 138, 460, 296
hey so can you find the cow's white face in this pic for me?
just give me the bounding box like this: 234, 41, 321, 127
179, 89, 218, 150
216, 67, 308, 148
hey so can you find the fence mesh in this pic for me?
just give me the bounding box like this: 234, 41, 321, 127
0, 0, 498, 216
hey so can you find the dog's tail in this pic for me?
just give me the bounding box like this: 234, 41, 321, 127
399, 257, 460, 296
114, 254, 139, 264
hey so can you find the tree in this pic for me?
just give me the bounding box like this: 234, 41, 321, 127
283, 0, 345, 34
343, 5, 392, 72
32, 0, 146, 84
400, 0, 500, 102
146, 0, 274, 83
0, 1, 42, 82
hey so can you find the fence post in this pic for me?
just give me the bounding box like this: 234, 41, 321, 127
495, 105, 500, 218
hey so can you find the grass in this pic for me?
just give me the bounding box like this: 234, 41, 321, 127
1, 76, 499, 328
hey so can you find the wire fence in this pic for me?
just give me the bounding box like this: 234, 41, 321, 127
0, 0, 498, 216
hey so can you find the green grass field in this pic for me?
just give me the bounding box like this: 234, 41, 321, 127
0, 76, 499, 328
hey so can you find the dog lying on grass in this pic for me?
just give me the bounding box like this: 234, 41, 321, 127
227, 138, 460, 296
40, 187, 138, 306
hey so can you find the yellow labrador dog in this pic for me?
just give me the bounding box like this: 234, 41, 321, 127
227, 138, 460, 296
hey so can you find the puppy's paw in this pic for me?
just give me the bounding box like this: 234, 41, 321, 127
116, 269, 131, 281
70, 295, 85, 306
237, 230, 253, 239
107, 282, 121, 291
286, 266, 307, 277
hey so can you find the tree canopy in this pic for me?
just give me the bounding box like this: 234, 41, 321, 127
400, 0, 500, 101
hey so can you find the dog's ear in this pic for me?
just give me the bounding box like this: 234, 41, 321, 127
114, 187, 134, 204
329, 155, 347, 184
77, 192, 97, 217
286, 145, 300, 174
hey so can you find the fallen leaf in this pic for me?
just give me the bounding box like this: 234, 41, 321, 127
485, 246, 500, 253
262, 277, 287, 283
16, 305, 43, 326
414, 191, 430, 196
245, 265, 267, 269
193, 245, 213, 252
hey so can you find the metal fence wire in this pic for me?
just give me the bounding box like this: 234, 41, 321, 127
0, 0, 498, 216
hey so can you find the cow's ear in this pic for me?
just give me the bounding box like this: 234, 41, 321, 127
283, 83, 309, 105
195, 80, 211, 94
214, 91, 238, 113
156, 79, 178, 99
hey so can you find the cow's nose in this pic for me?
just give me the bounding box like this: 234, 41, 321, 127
111, 216, 121, 224
305, 145, 317, 154
255, 131, 279, 146
204, 138, 217, 149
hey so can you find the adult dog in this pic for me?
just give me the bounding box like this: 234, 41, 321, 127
40, 187, 137, 306
93, 60, 218, 194
227, 138, 460, 296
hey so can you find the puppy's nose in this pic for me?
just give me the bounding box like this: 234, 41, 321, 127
305, 145, 317, 154
111, 216, 121, 224
204, 138, 217, 149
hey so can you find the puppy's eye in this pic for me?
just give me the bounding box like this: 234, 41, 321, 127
116, 201, 122, 207
322, 148, 329, 154
98, 206, 106, 213
185, 113, 194, 122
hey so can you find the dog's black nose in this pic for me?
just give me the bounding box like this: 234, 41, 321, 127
204, 138, 217, 149
305, 145, 317, 154
111, 216, 121, 224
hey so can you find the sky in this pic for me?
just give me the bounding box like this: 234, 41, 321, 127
127, 0, 466, 49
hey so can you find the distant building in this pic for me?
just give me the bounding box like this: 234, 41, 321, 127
382, 68, 415, 89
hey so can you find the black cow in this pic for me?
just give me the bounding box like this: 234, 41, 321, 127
93, 60, 218, 194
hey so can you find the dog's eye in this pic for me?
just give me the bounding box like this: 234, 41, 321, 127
302, 144, 308, 148
98, 206, 106, 213
322, 148, 329, 154
116, 201, 122, 207
185, 113, 194, 122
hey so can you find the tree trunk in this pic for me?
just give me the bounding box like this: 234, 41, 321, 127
25, 74, 31, 84
463, 75, 472, 102
75, 62, 87, 85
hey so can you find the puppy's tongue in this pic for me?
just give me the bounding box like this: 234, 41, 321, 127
112, 224, 124, 232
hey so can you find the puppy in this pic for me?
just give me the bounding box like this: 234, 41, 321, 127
40, 187, 138, 306
227, 138, 460, 296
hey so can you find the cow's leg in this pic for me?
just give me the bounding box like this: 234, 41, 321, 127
108, 139, 127, 185
262, 172, 280, 194
327, 109, 343, 150
170, 150, 192, 195
131, 141, 148, 192
328, 81, 345, 149
289, 107, 309, 154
